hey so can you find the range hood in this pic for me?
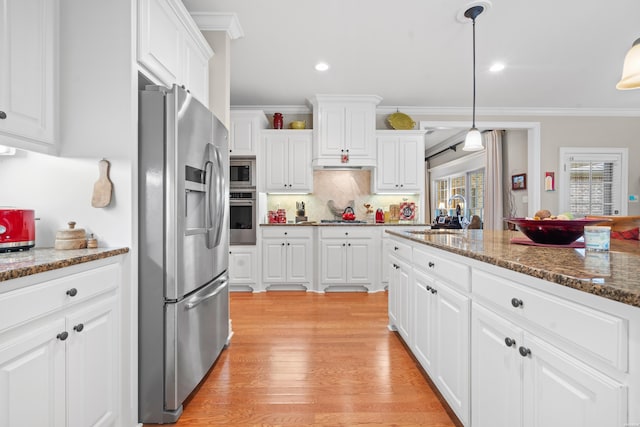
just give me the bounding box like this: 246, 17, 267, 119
312, 159, 376, 169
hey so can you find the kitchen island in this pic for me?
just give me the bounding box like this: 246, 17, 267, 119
385, 228, 640, 427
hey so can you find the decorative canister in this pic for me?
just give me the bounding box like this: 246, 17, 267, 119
273, 113, 283, 129
277, 208, 286, 223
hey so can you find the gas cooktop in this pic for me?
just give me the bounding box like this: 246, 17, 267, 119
320, 219, 368, 224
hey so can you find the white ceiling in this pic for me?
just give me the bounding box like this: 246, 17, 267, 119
183, 0, 640, 149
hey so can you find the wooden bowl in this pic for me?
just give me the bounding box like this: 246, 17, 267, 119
586, 215, 640, 232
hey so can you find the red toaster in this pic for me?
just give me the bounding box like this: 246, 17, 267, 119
0, 208, 35, 252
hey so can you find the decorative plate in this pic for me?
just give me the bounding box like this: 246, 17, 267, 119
387, 112, 416, 130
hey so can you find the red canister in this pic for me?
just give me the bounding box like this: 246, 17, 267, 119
375, 208, 384, 223
277, 208, 286, 223
273, 113, 283, 129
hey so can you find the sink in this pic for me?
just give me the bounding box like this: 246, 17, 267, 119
408, 229, 463, 236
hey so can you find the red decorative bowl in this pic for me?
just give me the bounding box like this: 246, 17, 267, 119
505, 218, 608, 245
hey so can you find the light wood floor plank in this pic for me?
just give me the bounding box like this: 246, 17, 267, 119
144, 291, 460, 427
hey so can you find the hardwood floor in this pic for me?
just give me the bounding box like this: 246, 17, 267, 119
147, 291, 459, 427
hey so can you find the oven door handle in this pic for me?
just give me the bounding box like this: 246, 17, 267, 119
230, 200, 255, 206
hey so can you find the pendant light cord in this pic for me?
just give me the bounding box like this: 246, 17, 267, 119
472, 16, 477, 128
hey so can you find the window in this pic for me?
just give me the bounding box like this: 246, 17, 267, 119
432, 169, 485, 220
559, 148, 628, 216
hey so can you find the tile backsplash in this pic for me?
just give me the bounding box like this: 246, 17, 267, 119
265, 170, 419, 223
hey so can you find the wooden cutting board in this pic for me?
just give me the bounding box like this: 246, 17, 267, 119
91, 159, 113, 208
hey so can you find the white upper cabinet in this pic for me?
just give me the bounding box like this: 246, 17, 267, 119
309, 94, 381, 167
230, 110, 268, 156
137, 0, 213, 105
374, 131, 425, 193
262, 130, 312, 193
0, 0, 58, 154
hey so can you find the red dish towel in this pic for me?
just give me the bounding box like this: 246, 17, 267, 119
510, 237, 585, 248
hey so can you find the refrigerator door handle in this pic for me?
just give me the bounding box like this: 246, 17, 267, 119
204, 160, 214, 235
206, 143, 226, 249
185, 279, 228, 309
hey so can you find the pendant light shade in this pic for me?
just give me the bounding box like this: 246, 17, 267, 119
462, 5, 484, 152
463, 127, 483, 151
617, 38, 640, 90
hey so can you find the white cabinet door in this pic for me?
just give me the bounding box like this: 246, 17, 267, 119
523, 334, 627, 427
0, 318, 66, 427
388, 255, 399, 329
471, 303, 523, 427
66, 297, 118, 427
264, 133, 289, 191
262, 240, 286, 283
230, 111, 267, 156
398, 136, 420, 191
263, 131, 312, 193
0, 0, 57, 152
286, 238, 311, 283
229, 246, 257, 285
137, 0, 182, 86
396, 258, 412, 345
182, 34, 210, 106
320, 240, 347, 284
376, 136, 399, 190
374, 132, 424, 193
288, 133, 312, 191
346, 239, 372, 284
344, 103, 375, 159
317, 104, 345, 156
413, 269, 436, 376
434, 280, 470, 426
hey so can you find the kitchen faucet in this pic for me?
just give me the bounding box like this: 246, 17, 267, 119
448, 194, 469, 228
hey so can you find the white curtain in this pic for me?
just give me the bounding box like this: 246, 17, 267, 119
484, 130, 503, 230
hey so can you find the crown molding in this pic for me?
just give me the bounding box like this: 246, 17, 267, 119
230, 104, 640, 117
190, 12, 244, 39
376, 106, 640, 117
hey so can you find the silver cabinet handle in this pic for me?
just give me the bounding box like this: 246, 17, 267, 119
186, 279, 228, 309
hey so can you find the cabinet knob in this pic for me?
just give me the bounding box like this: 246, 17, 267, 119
66, 288, 78, 297
342, 243, 346, 247
430, 288, 437, 294
395, 184, 399, 187
281, 243, 285, 246
504, 337, 516, 347
426, 285, 432, 291
394, 246, 399, 251
511, 298, 523, 308
518, 346, 531, 357
73, 323, 84, 333
57, 331, 69, 341
0, 111, 6, 119
341, 149, 344, 153
284, 232, 288, 235
345, 232, 348, 236
428, 262, 435, 268
347, 243, 351, 246
287, 243, 290, 246
346, 149, 349, 153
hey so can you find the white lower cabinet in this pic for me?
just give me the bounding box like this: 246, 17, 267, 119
229, 245, 257, 291
262, 227, 312, 289
0, 262, 121, 427
412, 265, 470, 425
472, 302, 627, 427
319, 227, 377, 291
388, 254, 412, 343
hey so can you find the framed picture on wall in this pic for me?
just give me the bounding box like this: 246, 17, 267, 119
511, 173, 527, 190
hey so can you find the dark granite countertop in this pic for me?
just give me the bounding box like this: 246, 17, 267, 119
386, 229, 640, 308
0, 247, 130, 282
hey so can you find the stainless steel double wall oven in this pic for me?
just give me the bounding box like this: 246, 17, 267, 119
230, 158, 256, 245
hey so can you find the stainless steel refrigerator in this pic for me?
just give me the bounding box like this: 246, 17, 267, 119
138, 85, 230, 424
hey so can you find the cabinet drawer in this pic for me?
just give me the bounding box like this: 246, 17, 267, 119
262, 227, 313, 239
320, 227, 372, 239
473, 269, 628, 371
413, 247, 470, 293
0, 264, 119, 333
388, 239, 412, 261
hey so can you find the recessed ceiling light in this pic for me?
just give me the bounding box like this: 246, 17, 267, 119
490, 62, 505, 72
315, 62, 330, 72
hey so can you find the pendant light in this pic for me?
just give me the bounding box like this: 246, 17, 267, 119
462, 5, 484, 151
617, 38, 640, 90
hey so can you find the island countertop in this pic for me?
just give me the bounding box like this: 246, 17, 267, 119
0, 247, 130, 282
386, 228, 640, 308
